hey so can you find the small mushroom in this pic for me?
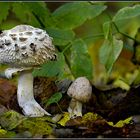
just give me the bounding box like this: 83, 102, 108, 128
67, 77, 92, 118
0, 25, 57, 117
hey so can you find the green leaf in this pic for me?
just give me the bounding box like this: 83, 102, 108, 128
99, 39, 111, 66
0, 127, 16, 138
103, 21, 111, 39
32, 53, 65, 79
12, 2, 41, 27
99, 37, 123, 73
17, 117, 53, 137
52, 2, 107, 29
25, 2, 53, 27
0, 3, 10, 24
0, 110, 26, 130
58, 112, 70, 126
0, 127, 7, 136
43, 92, 62, 107
133, 69, 140, 85
46, 27, 75, 46
113, 4, 140, 22
70, 39, 93, 79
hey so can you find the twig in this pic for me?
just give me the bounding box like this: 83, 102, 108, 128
62, 42, 72, 54
56, 102, 64, 114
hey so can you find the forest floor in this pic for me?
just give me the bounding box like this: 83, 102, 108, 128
0, 77, 140, 138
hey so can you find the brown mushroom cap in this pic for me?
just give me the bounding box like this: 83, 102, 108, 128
67, 77, 92, 103
0, 25, 57, 67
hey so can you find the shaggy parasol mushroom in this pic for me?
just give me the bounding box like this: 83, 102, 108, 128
67, 77, 92, 118
0, 25, 57, 117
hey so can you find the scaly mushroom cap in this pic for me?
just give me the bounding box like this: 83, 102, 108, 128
0, 25, 57, 67
67, 77, 92, 103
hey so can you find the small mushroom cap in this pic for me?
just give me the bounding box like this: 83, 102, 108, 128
0, 25, 57, 67
67, 77, 92, 103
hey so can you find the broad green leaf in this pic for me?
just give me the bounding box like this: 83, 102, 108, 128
70, 39, 93, 79
0, 110, 26, 130
113, 5, 140, 22
44, 92, 62, 106
33, 53, 65, 79
12, 2, 41, 27
46, 27, 75, 46
26, 2, 54, 27
99, 37, 123, 73
0, 3, 10, 24
52, 2, 107, 29
103, 21, 111, 39
106, 38, 123, 73
99, 39, 111, 66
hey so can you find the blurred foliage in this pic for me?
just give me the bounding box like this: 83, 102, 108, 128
1, 1, 140, 84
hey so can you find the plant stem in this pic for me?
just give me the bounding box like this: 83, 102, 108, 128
62, 42, 72, 54
106, 12, 139, 43
56, 102, 64, 113
32, 12, 46, 29
82, 33, 104, 40
112, 21, 139, 42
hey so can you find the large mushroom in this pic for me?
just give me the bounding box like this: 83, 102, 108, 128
67, 77, 92, 118
0, 25, 57, 117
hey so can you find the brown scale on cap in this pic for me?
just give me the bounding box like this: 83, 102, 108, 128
0, 31, 5, 37
9, 34, 16, 37
35, 30, 42, 34
14, 44, 19, 52
19, 33, 23, 36
19, 37, 27, 42
21, 45, 26, 50
30, 43, 36, 53
5, 39, 11, 46
11, 36, 17, 41
39, 36, 45, 41
25, 31, 32, 35
22, 52, 28, 58
0, 45, 4, 49
0, 40, 4, 49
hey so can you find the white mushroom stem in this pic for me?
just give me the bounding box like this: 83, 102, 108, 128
5, 67, 32, 79
68, 98, 82, 118
17, 70, 51, 117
